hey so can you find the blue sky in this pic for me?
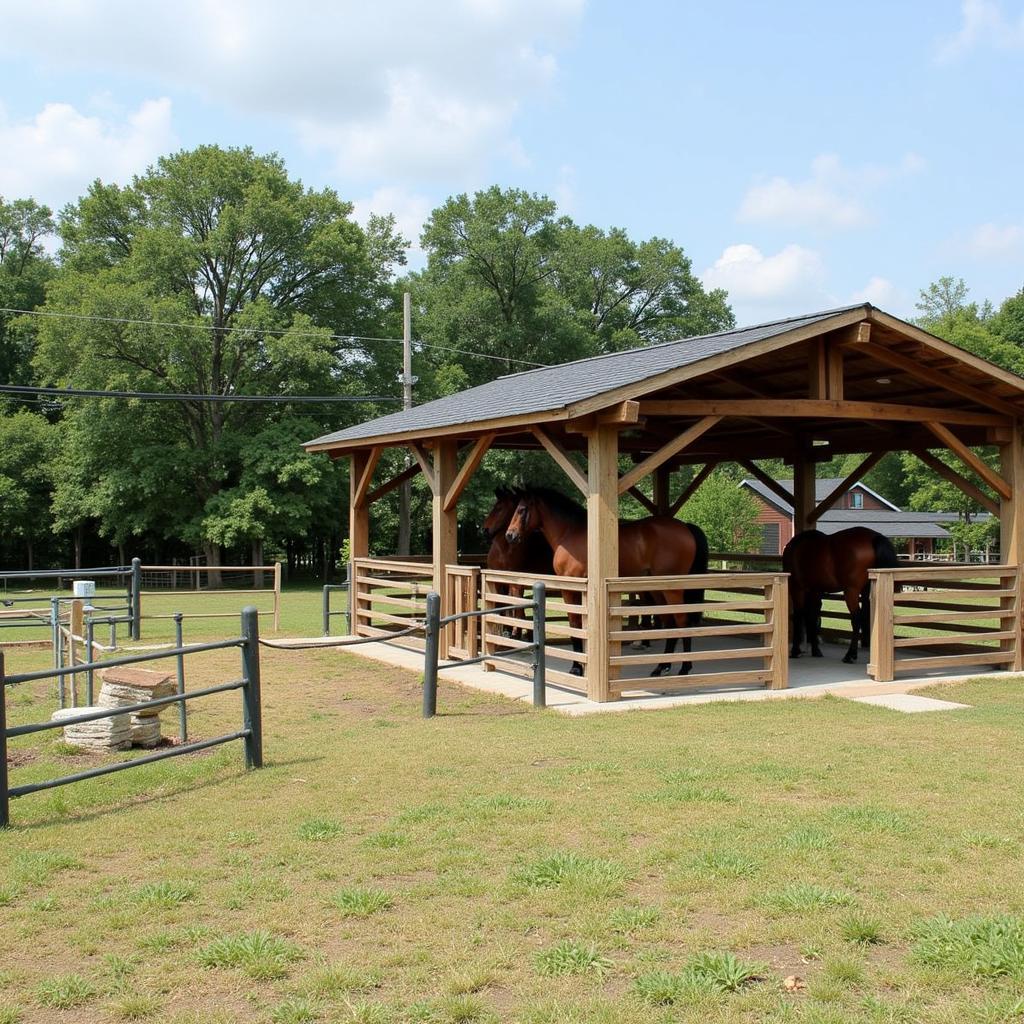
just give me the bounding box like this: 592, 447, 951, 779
1, 0, 1022, 325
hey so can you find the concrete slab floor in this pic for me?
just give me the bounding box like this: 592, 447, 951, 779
310, 634, 1014, 716
851, 693, 973, 713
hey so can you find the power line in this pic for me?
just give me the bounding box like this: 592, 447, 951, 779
0, 306, 550, 369
0, 384, 399, 404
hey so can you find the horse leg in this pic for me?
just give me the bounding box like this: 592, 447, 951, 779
564, 590, 584, 677
509, 583, 527, 641
841, 587, 861, 663
652, 591, 689, 678
807, 595, 824, 658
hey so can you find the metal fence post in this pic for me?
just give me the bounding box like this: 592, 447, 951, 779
50, 597, 61, 677
174, 613, 187, 742
130, 558, 142, 641
86, 615, 96, 704
322, 585, 330, 636
532, 581, 546, 708
345, 561, 353, 635
240, 606, 263, 768
423, 591, 440, 718
1, 653, 9, 828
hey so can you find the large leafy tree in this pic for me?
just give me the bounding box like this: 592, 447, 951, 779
0, 409, 57, 568
35, 146, 406, 567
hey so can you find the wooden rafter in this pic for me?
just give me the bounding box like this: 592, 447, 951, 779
409, 443, 437, 494
922, 421, 1011, 500
638, 399, 1007, 428
627, 486, 657, 514
443, 434, 495, 511
353, 447, 382, 509
671, 462, 717, 515
913, 448, 999, 516
618, 416, 722, 494
808, 451, 885, 522
532, 426, 588, 495
737, 459, 794, 507
364, 462, 421, 505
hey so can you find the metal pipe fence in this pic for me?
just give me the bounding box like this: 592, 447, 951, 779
0, 606, 263, 828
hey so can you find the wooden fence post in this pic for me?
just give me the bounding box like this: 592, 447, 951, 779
273, 562, 282, 632
767, 573, 789, 689
868, 572, 895, 682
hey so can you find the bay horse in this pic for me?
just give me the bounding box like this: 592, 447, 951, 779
783, 526, 899, 664
504, 487, 709, 678
483, 487, 554, 638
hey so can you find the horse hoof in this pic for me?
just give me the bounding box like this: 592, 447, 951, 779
842, 654, 857, 664
650, 666, 667, 678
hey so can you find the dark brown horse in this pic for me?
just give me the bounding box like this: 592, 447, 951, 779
783, 527, 899, 664
483, 487, 554, 638
505, 487, 709, 678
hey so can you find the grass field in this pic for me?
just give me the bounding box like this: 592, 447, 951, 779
3, 588, 1024, 1022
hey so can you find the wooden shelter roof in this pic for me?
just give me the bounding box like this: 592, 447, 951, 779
305, 303, 1024, 465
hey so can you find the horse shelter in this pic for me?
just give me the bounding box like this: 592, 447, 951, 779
304, 303, 1024, 705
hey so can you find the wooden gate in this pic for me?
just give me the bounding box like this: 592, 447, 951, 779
444, 565, 480, 660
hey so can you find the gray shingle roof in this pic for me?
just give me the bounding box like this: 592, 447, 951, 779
742, 478, 900, 514
306, 304, 868, 449
814, 511, 950, 539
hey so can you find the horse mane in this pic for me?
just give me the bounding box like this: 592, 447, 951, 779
520, 485, 586, 523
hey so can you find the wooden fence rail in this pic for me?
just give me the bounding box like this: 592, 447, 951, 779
868, 564, 1022, 681
352, 558, 434, 652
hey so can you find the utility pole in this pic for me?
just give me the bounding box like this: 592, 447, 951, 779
397, 291, 413, 555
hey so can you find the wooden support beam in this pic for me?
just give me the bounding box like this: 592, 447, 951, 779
365, 462, 421, 506
349, 451, 370, 603
853, 341, 1023, 419
352, 446, 382, 509
809, 338, 827, 399
432, 441, 459, 658
628, 486, 657, 515
826, 342, 844, 401
532, 426, 588, 495
565, 400, 642, 433
808, 451, 885, 521
923, 421, 1012, 499
792, 453, 816, 535
638, 399, 1007, 428
653, 464, 671, 515
671, 462, 716, 516
1000, 423, 1024, 579
912, 449, 999, 516
617, 416, 722, 494
586, 425, 619, 702
409, 443, 437, 493
443, 434, 494, 511
842, 322, 872, 346
737, 459, 794, 508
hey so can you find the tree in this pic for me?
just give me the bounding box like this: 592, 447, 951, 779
915, 276, 971, 324
34, 146, 406, 569
679, 471, 762, 553
0, 196, 55, 387
0, 409, 56, 568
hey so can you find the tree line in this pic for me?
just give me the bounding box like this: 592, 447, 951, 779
0, 146, 734, 573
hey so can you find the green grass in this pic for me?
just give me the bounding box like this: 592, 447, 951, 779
4, 587, 1024, 1021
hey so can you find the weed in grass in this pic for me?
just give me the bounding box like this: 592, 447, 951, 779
362, 830, 410, 849
299, 963, 381, 998
460, 794, 550, 818
133, 880, 198, 908
103, 954, 139, 981
297, 817, 345, 841
270, 997, 319, 1023
759, 883, 855, 913
968, 991, 1024, 1022
331, 887, 394, 918
345, 1002, 393, 1024
35, 974, 96, 1009
511, 852, 628, 897
28, 895, 57, 912
782, 826, 836, 851
822, 956, 866, 986
911, 914, 1024, 979
842, 912, 884, 945
828, 805, 910, 835
197, 930, 305, 980
435, 994, 492, 1022
225, 829, 257, 846
644, 784, 734, 804
396, 802, 449, 824
12, 850, 80, 886
963, 831, 1017, 851
687, 951, 764, 992
0, 886, 18, 907
51, 740, 83, 756
535, 941, 612, 977
446, 970, 493, 995
607, 906, 660, 934
0, 1010, 20, 1024
632, 970, 721, 1006
691, 850, 759, 878
106, 990, 162, 1020
226, 874, 291, 908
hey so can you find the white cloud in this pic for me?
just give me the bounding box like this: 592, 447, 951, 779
352, 186, 434, 267
701, 243, 824, 302
936, 0, 1024, 61
0, 98, 176, 209
737, 152, 925, 230
849, 276, 900, 307
1, 0, 584, 182
966, 221, 1024, 258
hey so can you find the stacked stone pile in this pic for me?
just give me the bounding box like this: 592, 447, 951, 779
98, 666, 175, 749
51, 706, 131, 751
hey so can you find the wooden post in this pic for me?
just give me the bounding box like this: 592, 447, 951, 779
272, 561, 282, 632
999, 421, 1024, 567
432, 440, 459, 659
349, 451, 371, 636
69, 599, 83, 706
766, 574, 789, 689
653, 465, 671, 516
792, 453, 816, 535
586, 425, 619, 702
868, 572, 894, 682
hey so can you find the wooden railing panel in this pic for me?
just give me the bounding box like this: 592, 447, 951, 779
444, 565, 480, 660
352, 557, 433, 651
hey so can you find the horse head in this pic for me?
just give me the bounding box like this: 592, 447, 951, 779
505, 492, 539, 545
483, 486, 520, 539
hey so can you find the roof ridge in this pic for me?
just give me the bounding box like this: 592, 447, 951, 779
491, 303, 872, 384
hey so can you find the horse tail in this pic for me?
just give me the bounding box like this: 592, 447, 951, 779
872, 532, 899, 569
683, 522, 709, 624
